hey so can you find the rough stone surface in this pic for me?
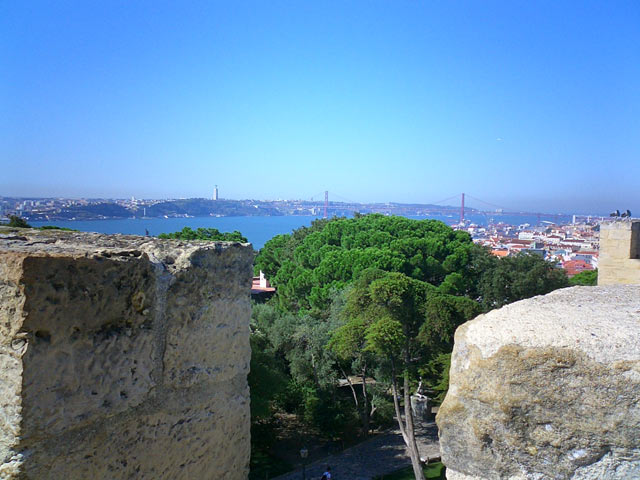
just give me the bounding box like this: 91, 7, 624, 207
598, 220, 640, 285
437, 286, 640, 480
0, 227, 253, 479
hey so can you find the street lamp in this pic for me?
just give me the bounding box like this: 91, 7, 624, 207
299, 447, 309, 480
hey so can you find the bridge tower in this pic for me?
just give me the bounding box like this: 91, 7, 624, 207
324, 191, 328, 219
460, 192, 465, 224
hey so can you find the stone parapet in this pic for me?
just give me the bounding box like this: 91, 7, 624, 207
437, 285, 640, 479
0, 227, 253, 479
598, 220, 640, 285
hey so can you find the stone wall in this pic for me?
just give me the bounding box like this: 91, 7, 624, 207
0, 227, 253, 479
437, 285, 640, 479
598, 220, 640, 285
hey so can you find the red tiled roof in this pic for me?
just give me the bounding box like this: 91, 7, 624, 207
562, 259, 594, 277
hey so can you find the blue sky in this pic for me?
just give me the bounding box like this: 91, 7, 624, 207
2, 1, 639, 214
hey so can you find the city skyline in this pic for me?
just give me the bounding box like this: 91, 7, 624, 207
0, 192, 622, 218
0, 189, 634, 216
2, 1, 639, 215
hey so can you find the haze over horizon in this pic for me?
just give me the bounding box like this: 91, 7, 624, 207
0, 192, 618, 218
2, 1, 639, 216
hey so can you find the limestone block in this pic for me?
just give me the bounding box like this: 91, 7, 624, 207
23, 377, 250, 480
19, 255, 158, 436
0, 228, 253, 479
437, 286, 640, 480
598, 258, 640, 285
163, 245, 252, 388
599, 221, 640, 285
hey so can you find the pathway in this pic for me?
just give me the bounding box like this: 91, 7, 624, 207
271, 421, 440, 480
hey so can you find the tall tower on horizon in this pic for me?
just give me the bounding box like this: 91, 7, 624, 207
213, 185, 219, 201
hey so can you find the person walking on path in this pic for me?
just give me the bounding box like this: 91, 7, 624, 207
321, 466, 331, 479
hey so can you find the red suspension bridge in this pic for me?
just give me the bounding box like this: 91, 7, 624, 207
307, 191, 579, 224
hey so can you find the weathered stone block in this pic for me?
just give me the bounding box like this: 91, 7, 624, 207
599, 221, 640, 285
437, 286, 640, 480
18, 255, 158, 436
0, 228, 253, 479
23, 377, 250, 479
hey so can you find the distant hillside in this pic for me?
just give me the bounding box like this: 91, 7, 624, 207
56, 203, 132, 219
145, 199, 283, 217
17, 197, 468, 221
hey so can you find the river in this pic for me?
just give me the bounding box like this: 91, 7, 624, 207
29, 213, 575, 250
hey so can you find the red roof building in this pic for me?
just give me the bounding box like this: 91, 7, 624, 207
562, 259, 594, 277
251, 271, 276, 295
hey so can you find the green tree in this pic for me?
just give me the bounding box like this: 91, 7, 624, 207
420, 352, 453, 404
254, 217, 333, 278
472, 248, 569, 310
158, 226, 247, 242
248, 304, 293, 479
329, 316, 374, 436
416, 295, 480, 402
418, 295, 481, 352
250, 215, 572, 470
338, 269, 482, 479
255, 214, 476, 315
327, 269, 392, 437
249, 305, 288, 420
7, 215, 31, 228
568, 269, 597, 286
364, 272, 429, 480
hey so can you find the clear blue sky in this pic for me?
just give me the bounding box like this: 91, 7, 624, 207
2, 1, 639, 214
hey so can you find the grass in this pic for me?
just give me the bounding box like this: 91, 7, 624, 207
374, 462, 446, 480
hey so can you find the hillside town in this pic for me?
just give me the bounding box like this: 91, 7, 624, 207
459, 220, 599, 277
0, 195, 473, 221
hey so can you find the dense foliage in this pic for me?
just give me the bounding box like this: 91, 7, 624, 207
7, 215, 31, 228
250, 214, 569, 476
568, 269, 598, 286
471, 248, 570, 310
158, 226, 248, 242
256, 214, 476, 314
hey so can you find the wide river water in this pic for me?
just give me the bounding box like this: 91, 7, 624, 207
30, 213, 574, 250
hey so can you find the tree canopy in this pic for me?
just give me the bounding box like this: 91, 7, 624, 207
568, 269, 598, 286
7, 215, 31, 228
255, 214, 476, 314
158, 226, 248, 243
249, 214, 569, 477
472, 249, 569, 310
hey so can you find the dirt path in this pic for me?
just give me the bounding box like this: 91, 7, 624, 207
271, 421, 440, 480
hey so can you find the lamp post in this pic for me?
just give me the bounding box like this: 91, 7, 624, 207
300, 447, 308, 480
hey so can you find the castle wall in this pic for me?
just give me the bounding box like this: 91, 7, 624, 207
0, 228, 253, 479
598, 220, 640, 285
437, 285, 640, 479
